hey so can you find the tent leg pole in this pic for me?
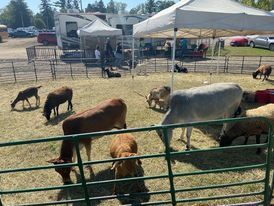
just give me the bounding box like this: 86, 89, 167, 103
132, 37, 135, 79
171, 28, 177, 93
217, 38, 221, 75
210, 37, 215, 83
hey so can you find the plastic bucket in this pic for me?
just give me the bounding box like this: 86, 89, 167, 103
255, 90, 270, 103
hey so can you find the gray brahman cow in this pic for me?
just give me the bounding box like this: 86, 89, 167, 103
157, 83, 243, 150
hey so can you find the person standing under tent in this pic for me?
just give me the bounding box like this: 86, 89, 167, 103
95, 45, 104, 77
104, 38, 114, 70
95, 45, 101, 61
115, 42, 123, 70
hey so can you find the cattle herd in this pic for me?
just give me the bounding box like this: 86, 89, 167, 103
9, 64, 274, 194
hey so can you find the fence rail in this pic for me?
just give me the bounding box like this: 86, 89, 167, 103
0, 117, 273, 205
1, 54, 274, 83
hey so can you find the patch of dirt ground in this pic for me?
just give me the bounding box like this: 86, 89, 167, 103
0, 37, 38, 60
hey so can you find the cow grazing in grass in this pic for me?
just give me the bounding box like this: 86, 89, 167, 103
110, 133, 142, 194
252, 65, 272, 81
43, 86, 73, 120
157, 83, 243, 150
11, 86, 42, 109
47, 98, 127, 184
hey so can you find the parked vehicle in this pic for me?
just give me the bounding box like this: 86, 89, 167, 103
249, 36, 274, 51
37, 32, 57, 46
230, 36, 248, 46
9, 30, 35, 38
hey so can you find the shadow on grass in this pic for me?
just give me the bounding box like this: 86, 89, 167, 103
265, 79, 274, 84
57, 165, 150, 206
12, 106, 40, 112
150, 107, 167, 114
45, 111, 75, 126
171, 139, 267, 171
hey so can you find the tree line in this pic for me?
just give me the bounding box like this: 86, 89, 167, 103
0, 0, 273, 30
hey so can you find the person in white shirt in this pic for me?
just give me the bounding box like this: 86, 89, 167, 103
95, 46, 101, 60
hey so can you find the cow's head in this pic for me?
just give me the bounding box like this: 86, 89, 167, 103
10, 100, 16, 110
219, 132, 233, 147
47, 158, 73, 184
252, 71, 258, 79
111, 152, 142, 178
43, 107, 51, 120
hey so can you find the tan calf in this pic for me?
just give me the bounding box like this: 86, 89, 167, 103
110, 133, 142, 194
147, 86, 170, 110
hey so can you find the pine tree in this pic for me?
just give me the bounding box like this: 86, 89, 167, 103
240, 0, 256, 7
54, 0, 66, 12
40, 0, 54, 29
145, 0, 156, 14
0, 0, 33, 28
67, 0, 73, 9
156, 0, 175, 12
73, 0, 79, 9
107, 0, 116, 13
85, 2, 98, 12
97, 0, 106, 13
257, 0, 271, 11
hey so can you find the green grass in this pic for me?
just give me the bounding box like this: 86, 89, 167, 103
209, 46, 274, 57
0, 73, 273, 205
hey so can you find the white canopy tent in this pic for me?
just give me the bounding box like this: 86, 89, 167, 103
78, 18, 122, 37
132, 0, 274, 91
77, 18, 122, 54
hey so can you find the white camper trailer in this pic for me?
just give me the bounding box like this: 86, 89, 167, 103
54, 12, 149, 49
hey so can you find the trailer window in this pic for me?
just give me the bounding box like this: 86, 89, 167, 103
66, 22, 78, 37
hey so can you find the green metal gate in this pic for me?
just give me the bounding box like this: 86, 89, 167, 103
0, 117, 273, 205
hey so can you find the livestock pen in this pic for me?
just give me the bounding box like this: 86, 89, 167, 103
1, 54, 274, 83
1, 73, 274, 205
0, 117, 273, 206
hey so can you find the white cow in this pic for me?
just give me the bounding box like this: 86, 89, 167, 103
157, 83, 243, 150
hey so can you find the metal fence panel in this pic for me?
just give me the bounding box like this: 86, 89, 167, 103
0, 117, 273, 205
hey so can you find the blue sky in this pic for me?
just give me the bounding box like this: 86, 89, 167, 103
1, 0, 147, 13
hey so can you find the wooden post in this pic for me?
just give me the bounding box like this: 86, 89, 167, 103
11, 61, 17, 83
70, 62, 73, 79
85, 65, 89, 78
258, 56, 262, 67
241, 56, 245, 74
54, 49, 57, 65
226, 56, 230, 73
33, 61, 38, 82
223, 56, 227, 73
52, 61, 57, 80
49, 60, 54, 80
167, 58, 169, 72
154, 57, 156, 72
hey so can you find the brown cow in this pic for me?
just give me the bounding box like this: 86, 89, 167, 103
110, 133, 142, 194
43, 86, 73, 120
252, 64, 272, 81
47, 98, 127, 184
